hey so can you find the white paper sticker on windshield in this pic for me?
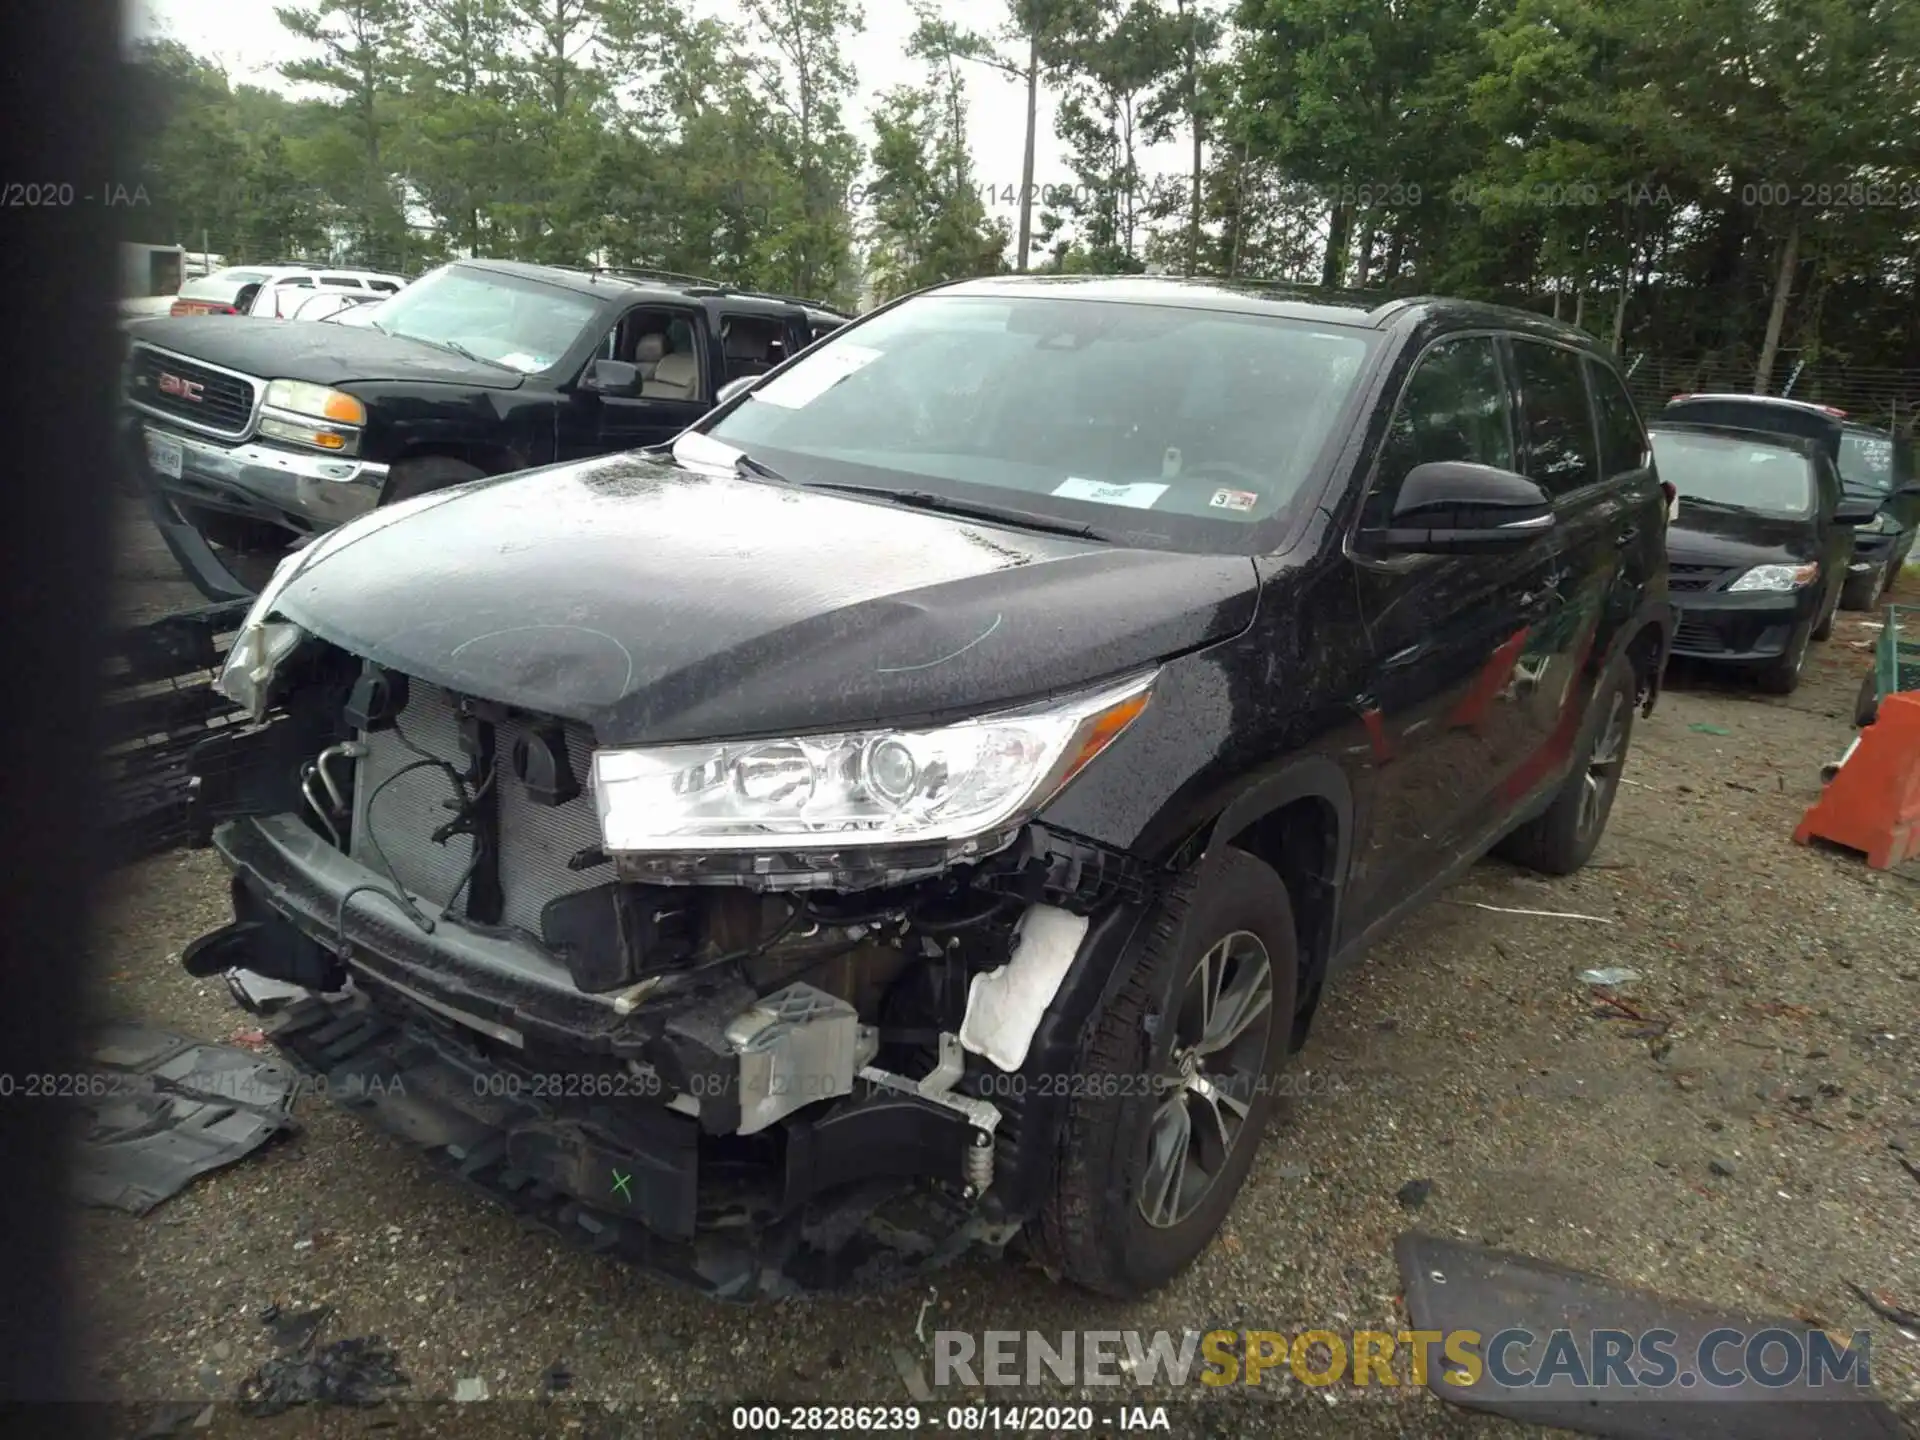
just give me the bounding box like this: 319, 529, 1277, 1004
671, 429, 744, 475
753, 343, 883, 409
1052, 478, 1169, 509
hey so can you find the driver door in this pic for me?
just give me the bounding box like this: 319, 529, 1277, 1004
564, 305, 712, 458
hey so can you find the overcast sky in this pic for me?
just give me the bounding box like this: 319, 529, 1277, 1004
129, 0, 1188, 236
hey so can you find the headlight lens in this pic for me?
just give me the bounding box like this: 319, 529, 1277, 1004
1728, 562, 1819, 593
264, 379, 367, 426
591, 672, 1155, 855
214, 549, 312, 720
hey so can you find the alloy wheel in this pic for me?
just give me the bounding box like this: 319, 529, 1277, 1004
1138, 930, 1276, 1229
1578, 691, 1629, 839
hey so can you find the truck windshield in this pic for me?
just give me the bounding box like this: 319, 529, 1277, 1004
368, 266, 599, 373
1651, 430, 1816, 518
701, 292, 1375, 552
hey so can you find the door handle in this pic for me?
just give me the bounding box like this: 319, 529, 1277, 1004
1614, 527, 1639, 547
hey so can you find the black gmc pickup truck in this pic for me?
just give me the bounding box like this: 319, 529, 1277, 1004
124, 259, 848, 597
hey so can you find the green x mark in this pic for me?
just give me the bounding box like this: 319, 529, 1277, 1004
611, 1169, 633, 1203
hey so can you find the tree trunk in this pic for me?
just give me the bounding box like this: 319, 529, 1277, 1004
1016, 30, 1039, 272
1611, 252, 1632, 354
1383, 226, 1404, 284
1321, 202, 1352, 288
1225, 138, 1250, 278
1573, 287, 1585, 329
1551, 289, 1562, 321
1754, 219, 1800, 394
1181, 0, 1201, 277
1355, 223, 1376, 287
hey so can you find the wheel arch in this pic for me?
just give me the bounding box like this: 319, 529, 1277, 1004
1193, 757, 1353, 1051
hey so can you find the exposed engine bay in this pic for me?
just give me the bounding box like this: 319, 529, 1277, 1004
183, 638, 1152, 1297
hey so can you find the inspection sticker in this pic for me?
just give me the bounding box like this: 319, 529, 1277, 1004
1052, 477, 1169, 509
1208, 488, 1260, 512
753, 343, 884, 409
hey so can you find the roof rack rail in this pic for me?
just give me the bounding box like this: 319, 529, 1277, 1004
682, 283, 851, 316
591, 264, 729, 289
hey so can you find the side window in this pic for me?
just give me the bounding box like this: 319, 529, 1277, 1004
1587, 358, 1649, 480
720, 315, 786, 381
1511, 340, 1600, 496
1362, 336, 1513, 530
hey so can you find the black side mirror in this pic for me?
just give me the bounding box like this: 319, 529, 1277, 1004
582, 358, 642, 397
1833, 499, 1882, 527
1374, 461, 1556, 556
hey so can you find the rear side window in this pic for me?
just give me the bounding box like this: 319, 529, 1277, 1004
319, 276, 360, 288
1512, 340, 1599, 496
1363, 335, 1513, 530
1587, 359, 1650, 480
369, 280, 400, 293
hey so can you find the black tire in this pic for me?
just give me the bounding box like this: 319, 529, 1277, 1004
1839, 560, 1889, 613
1855, 670, 1880, 730
1755, 617, 1812, 695
1036, 846, 1298, 1298
1495, 660, 1637, 875
1811, 579, 1839, 641
383, 455, 486, 506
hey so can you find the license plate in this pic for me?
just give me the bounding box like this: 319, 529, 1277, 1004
145, 430, 183, 480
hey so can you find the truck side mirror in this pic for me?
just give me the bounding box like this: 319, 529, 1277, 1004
1374, 461, 1556, 556
582, 359, 642, 397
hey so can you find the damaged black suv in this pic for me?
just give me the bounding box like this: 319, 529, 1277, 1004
183, 277, 1672, 1300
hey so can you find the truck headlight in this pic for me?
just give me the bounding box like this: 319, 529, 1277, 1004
214, 550, 311, 720
1728, 563, 1819, 593
590, 672, 1155, 858
261, 380, 366, 453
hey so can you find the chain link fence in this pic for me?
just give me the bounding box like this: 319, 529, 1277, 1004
1624, 353, 1920, 436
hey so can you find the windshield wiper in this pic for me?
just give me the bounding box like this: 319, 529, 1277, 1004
735, 452, 793, 485
401, 333, 512, 370
802, 480, 1105, 541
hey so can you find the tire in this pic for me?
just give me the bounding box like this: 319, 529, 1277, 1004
383, 455, 486, 506
1036, 846, 1298, 1298
1755, 617, 1812, 695
1839, 560, 1889, 613
1811, 579, 1839, 641
1496, 660, 1637, 875
1856, 670, 1880, 730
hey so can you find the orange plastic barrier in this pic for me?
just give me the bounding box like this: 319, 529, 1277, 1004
1793, 691, 1920, 869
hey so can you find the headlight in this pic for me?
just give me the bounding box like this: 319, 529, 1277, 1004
590, 672, 1155, 860
262, 380, 366, 453
214, 549, 311, 720
1728, 563, 1819, 593
264, 379, 367, 425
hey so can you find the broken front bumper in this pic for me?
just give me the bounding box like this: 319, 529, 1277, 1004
190, 814, 1139, 1297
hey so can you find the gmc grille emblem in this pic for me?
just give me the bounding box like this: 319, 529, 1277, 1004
157, 372, 205, 402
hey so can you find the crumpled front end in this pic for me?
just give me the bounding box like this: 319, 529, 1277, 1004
183, 639, 1155, 1298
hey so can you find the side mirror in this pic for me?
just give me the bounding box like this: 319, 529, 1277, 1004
1374, 461, 1555, 556
1833, 499, 1882, 527
716, 375, 759, 407
582, 359, 642, 397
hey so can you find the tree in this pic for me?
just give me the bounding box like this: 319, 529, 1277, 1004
276, 0, 413, 263
401, 0, 518, 256
740, 0, 865, 298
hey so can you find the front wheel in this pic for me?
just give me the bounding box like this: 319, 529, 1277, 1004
1036, 847, 1298, 1298
1840, 559, 1890, 613
383, 455, 487, 507
1495, 661, 1637, 875
1755, 618, 1812, 695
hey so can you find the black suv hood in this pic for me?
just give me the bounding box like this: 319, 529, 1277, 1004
128, 316, 528, 391
269, 455, 1261, 744
1667, 502, 1818, 568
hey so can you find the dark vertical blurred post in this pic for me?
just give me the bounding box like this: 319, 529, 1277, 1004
0, 0, 121, 1416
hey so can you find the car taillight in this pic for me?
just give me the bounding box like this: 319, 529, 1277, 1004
1820, 404, 1847, 417
1660, 481, 1677, 508
169, 299, 237, 316
1669, 393, 1692, 403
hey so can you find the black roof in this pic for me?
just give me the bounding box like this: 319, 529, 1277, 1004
934, 274, 1605, 349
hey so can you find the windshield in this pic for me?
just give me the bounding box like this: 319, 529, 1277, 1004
366, 265, 600, 373
1838, 429, 1897, 494
1651, 430, 1815, 518
700, 292, 1376, 550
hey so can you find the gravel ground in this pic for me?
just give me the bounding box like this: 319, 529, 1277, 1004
78, 530, 1920, 1438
